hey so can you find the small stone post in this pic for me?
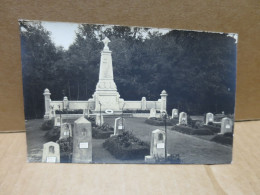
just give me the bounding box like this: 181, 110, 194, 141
141, 97, 147, 110
43, 89, 51, 120
63, 96, 69, 110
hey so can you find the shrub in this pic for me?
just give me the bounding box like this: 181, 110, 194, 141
44, 126, 60, 141
145, 118, 178, 126
154, 154, 182, 164
92, 123, 114, 139
103, 131, 149, 160
211, 133, 233, 146
56, 109, 83, 114
85, 116, 96, 127
41, 119, 54, 130
202, 125, 220, 133
57, 137, 73, 163
172, 125, 214, 135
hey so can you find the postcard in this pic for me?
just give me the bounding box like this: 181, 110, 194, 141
19, 20, 237, 164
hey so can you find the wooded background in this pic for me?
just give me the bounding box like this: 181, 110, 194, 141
0, 0, 259, 131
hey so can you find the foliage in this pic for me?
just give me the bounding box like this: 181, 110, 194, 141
172, 125, 214, 135
123, 109, 160, 113
211, 133, 233, 145
41, 119, 54, 130
55, 109, 83, 114
20, 22, 237, 119
145, 118, 178, 126
103, 131, 149, 160
44, 126, 60, 141
92, 123, 114, 139
57, 137, 73, 163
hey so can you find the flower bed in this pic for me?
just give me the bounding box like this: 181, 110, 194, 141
92, 123, 114, 139
172, 125, 214, 135
103, 131, 149, 160
145, 117, 178, 126
211, 133, 233, 146
57, 137, 73, 163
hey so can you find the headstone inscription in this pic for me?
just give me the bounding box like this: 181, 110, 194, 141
149, 108, 156, 118
220, 117, 233, 134
60, 123, 72, 139
171, 109, 178, 119
178, 112, 187, 125
42, 142, 60, 163
72, 116, 92, 163
205, 113, 214, 125
113, 117, 125, 135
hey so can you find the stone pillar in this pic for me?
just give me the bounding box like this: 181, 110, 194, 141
141, 97, 147, 110
72, 117, 92, 163
220, 117, 233, 134
145, 129, 166, 163
160, 90, 168, 113
43, 89, 51, 120
42, 142, 60, 163
63, 96, 69, 110
205, 113, 214, 125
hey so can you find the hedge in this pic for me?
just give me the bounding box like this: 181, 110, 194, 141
211, 133, 233, 146
92, 123, 114, 139
172, 125, 214, 135
145, 118, 178, 126
103, 131, 149, 160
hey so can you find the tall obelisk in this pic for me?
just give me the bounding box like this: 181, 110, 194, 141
92, 37, 122, 112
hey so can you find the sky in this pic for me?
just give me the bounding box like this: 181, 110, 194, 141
42, 21, 79, 50
41, 21, 171, 50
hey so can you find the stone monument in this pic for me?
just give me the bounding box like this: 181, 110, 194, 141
171, 109, 178, 119
145, 129, 167, 163
205, 113, 214, 125
60, 123, 72, 139
42, 142, 60, 163
72, 116, 92, 163
149, 108, 157, 118
220, 117, 233, 134
113, 117, 125, 135
91, 37, 124, 112
178, 112, 187, 125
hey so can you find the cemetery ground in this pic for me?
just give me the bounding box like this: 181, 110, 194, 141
26, 116, 232, 164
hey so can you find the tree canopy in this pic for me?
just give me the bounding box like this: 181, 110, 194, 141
19, 22, 236, 119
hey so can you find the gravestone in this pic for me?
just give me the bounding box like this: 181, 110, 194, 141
149, 108, 156, 118
42, 142, 60, 163
220, 117, 233, 134
145, 129, 166, 163
60, 123, 72, 139
54, 117, 62, 127
178, 112, 187, 125
205, 113, 214, 125
171, 109, 178, 119
113, 117, 126, 135
72, 116, 92, 163
95, 114, 104, 126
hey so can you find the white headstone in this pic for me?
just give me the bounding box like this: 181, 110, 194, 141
171, 109, 178, 119
205, 113, 214, 125
149, 108, 156, 118
178, 112, 187, 125
42, 142, 60, 163
220, 117, 233, 134
59, 123, 72, 139
141, 97, 147, 110
114, 117, 125, 135
145, 129, 166, 163
54, 117, 62, 127
95, 114, 104, 126
72, 116, 92, 163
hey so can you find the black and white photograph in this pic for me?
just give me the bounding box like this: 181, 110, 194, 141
19, 20, 237, 164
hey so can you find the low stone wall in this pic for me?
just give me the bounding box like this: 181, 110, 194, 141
132, 113, 161, 118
